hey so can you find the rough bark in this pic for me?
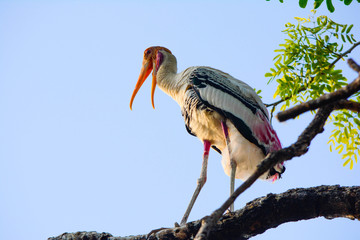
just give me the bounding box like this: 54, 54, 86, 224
333, 99, 360, 113
48, 185, 360, 240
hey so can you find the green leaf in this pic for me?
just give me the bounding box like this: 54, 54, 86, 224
354, 118, 360, 127
336, 144, 344, 154
346, 24, 354, 33
332, 129, 340, 136
341, 24, 348, 33
343, 158, 351, 167
265, 73, 273, 77
343, 112, 353, 118
344, 0, 353, 5
341, 34, 346, 42
314, 0, 325, 8
316, 16, 321, 25
350, 34, 357, 42
344, 127, 349, 138
331, 69, 343, 74
334, 122, 344, 127
273, 54, 281, 61
299, 0, 308, 8
326, 0, 335, 12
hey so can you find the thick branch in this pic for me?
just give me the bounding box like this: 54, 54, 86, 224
48, 185, 360, 240
207, 185, 360, 240
276, 59, 360, 122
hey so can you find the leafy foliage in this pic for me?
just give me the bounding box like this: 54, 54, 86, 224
266, 0, 360, 12
328, 108, 360, 169
265, 13, 359, 169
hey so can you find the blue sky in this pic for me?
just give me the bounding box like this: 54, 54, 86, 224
1, 1, 359, 240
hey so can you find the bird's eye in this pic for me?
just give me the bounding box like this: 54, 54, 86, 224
146, 49, 151, 55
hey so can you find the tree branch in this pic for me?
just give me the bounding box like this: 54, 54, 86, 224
276, 58, 360, 122
333, 99, 360, 112
48, 185, 360, 240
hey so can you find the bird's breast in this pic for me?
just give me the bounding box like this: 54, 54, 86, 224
181, 87, 226, 150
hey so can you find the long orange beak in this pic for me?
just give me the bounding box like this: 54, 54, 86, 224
129, 57, 153, 110
150, 67, 157, 109
130, 47, 160, 110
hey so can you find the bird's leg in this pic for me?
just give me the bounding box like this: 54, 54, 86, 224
179, 140, 211, 226
221, 121, 236, 212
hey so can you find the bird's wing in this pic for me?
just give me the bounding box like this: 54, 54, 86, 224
188, 67, 281, 154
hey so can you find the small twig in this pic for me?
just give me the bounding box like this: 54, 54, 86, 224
325, 41, 360, 71
264, 98, 284, 108
315, 35, 343, 60
348, 57, 360, 73
276, 59, 360, 122
194, 105, 334, 240
269, 105, 275, 123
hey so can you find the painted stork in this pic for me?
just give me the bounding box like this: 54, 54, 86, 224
129, 46, 285, 226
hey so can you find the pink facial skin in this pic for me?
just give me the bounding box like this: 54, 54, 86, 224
156, 51, 164, 72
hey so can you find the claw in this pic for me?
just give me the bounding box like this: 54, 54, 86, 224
147, 227, 168, 239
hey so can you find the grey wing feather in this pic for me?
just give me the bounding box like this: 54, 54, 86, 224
189, 67, 268, 119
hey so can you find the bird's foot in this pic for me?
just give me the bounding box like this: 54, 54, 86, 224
146, 223, 182, 239
225, 208, 236, 216
225, 208, 231, 215
147, 227, 168, 239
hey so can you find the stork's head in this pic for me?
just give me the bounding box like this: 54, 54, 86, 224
130, 46, 172, 110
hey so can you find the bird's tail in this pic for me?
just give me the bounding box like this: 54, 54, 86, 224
221, 121, 285, 182
268, 162, 285, 182
221, 122, 270, 181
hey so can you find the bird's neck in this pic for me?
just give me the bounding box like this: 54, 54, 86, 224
156, 54, 182, 98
